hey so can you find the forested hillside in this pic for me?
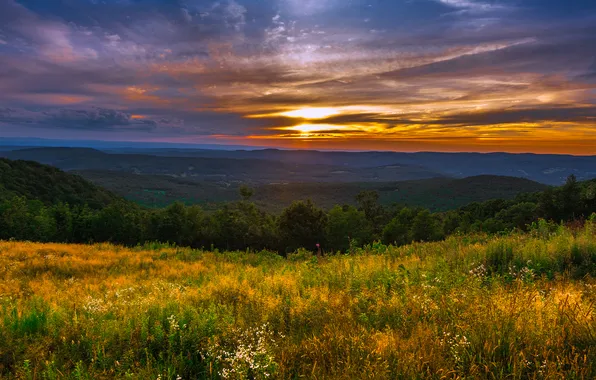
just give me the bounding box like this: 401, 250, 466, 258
252, 175, 547, 212
3, 147, 596, 185
101, 147, 596, 184
1, 159, 594, 254
0, 158, 120, 208
1, 147, 444, 183
74, 170, 547, 211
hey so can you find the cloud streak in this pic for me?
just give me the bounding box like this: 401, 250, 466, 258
0, 0, 595, 154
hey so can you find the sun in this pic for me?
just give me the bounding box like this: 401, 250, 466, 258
283, 124, 338, 133
278, 123, 352, 137
279, 107, 339, 119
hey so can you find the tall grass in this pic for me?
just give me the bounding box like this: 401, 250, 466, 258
0, 222, 595, 379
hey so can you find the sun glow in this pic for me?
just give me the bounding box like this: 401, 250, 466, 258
278, 107, 340, 119
282, 124, 349, 133
247, 105, 399, 121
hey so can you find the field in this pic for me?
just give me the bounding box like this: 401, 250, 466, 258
1, 222, 595, 379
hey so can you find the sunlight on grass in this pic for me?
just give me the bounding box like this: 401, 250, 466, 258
0, 222, 595, 378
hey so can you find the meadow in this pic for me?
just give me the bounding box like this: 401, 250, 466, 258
1, 221, 595, 379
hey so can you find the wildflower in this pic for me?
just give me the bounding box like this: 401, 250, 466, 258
440, 331, 471, 364
469, 263, 486, 278
203, 324, 280, 379
167, 314, 180, 332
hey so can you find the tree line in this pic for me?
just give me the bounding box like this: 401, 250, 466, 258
1, 175, 595, 254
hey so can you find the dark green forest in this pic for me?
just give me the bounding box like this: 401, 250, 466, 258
74, 170, 546, 212
0, 159, 119, 208
1, 158, 595, 254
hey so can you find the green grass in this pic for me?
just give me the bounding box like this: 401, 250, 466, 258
0, 221, 595, 379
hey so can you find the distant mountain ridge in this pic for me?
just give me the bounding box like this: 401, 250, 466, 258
0, 156, 548, 213
0, 147, 445, 183
1, 146, 595, 185
73, 169, 547, 212
107, 148, 596, 185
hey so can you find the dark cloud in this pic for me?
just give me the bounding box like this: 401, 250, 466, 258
421, 106, 596, 126
0, 106, 163, 131
46, 108, 147, 128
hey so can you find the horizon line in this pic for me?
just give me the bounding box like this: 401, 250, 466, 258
2, 136, 596, 157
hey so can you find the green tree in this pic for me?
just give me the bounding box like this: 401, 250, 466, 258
0, 197, 59, 242
382, 207, 415, 246
0, 197, 35, 241
239, 185, 255, 202
582, 181, 596, 216
147, 202, 187, 246
411, 209, 443, 242
477, 218, 506, 234
184, 205, 207, 247
71, 205, 96, 243
93, 201, 144, 245
326, 205, 372, 252
441, 210, 463, 235
211, 201, 277, 251
495, 202, 538, 230
537, 187, 559, 221
560, 174, 581, 220
50, 202, 74, 242
32, 205, 57, 242
355, 190, 385, 231
278, 200, 327, 253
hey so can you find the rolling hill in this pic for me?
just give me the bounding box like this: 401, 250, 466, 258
0, 158, 120, 208
0, 156, 548, 213
103, 147, 596, 185
74, 169, 547, 211
253, 175, 548, 212
3, 146, 595, 185
1, 147, 443, 183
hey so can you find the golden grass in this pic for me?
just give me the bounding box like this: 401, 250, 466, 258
0, 225, 595, 379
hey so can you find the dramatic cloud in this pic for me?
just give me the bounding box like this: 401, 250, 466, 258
0, 0, 595, 154
0, 107, 161, 130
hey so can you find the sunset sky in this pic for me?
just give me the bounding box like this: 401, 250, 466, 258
1, 0, 595, 154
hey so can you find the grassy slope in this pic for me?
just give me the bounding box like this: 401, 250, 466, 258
1, 223, 595, 379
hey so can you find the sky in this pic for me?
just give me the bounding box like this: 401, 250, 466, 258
0, 0, 595, 154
